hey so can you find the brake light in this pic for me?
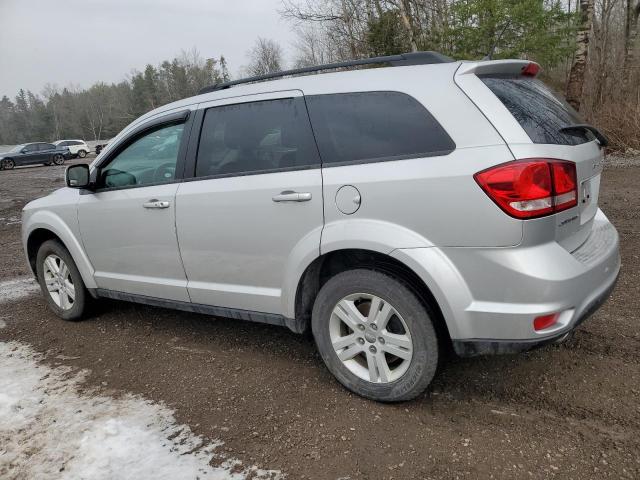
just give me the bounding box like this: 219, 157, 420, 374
521, 62, 540, 76
474, 159, 577, 219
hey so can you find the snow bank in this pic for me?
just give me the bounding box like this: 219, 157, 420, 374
0, 342, 281, 479
0, 278, 39, 303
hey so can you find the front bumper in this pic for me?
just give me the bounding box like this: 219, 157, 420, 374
392, 209, 620, 356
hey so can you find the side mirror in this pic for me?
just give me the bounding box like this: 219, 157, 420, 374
66, 164, 90, 189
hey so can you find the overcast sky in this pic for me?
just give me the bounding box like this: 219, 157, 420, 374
0, 0, 296, 98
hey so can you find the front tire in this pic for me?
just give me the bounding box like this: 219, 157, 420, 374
52, 154, 64, 165
36, 240, 89, 321
1, 158, 15, 170
77, 150, 87, 158
312, 269, 439, 402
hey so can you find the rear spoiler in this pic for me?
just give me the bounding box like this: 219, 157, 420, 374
455, 59, 541, 78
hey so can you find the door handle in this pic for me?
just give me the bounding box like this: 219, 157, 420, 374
143, 199, 170, 209
272, 191, 312, 202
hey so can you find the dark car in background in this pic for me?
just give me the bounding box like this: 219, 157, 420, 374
0, 142, 71, 170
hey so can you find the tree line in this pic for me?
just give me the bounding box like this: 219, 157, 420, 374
0, 49, 229, 145
1, 1, 639, 151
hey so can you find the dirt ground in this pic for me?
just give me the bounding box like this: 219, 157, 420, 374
0, 157, 638, 479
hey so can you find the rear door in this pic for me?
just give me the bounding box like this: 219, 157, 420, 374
175, 91, 323, 314
455, 61, 604, 251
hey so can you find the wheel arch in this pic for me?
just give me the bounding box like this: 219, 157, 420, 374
24, 217, 97, 290
291, 248, 453, 347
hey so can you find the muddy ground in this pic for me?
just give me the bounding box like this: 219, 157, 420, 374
0, 157, 638, 479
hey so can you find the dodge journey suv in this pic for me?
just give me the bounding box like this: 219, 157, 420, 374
22, 52, 620, 402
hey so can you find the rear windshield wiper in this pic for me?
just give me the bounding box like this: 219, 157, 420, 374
559, 124, 609, 147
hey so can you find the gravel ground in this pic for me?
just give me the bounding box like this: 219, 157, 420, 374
0, 157, 639, 479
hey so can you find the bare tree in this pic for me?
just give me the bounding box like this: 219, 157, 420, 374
624, 0, 640, 85
567, 0, 595, 110
245, 38, 284, 76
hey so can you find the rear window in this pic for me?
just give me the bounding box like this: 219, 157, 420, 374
480, 75, 591, 145
305, 91, 455, 165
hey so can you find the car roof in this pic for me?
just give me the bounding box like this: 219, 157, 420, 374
126, 61, 462, 132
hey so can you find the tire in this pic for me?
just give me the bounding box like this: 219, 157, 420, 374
77, 150, 87, 158
312, 269, 439, 402
52, 154, 64, 165
1, 158, 15, 170
36, 239, 89, 321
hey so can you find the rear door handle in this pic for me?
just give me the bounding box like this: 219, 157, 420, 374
272, 191, 312, 202
143, 199, 170, 209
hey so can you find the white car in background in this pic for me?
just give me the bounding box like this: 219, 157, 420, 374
53, 140, 91, 158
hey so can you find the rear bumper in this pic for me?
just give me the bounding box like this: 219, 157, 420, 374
392, 209, 620, 355
451, 269, 618, 356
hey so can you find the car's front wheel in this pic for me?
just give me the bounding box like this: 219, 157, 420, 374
36, 240, 89, 321
312, 269, 439, 402
1, 158, 15, 170
77, 150, 87, 158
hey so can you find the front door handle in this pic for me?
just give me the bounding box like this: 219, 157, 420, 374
272, 191, 312, 202
143, 199, 170, 209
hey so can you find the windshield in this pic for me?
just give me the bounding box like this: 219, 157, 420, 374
10, 144, 26, 152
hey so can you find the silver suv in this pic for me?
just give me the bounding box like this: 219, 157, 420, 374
22, 52, 620, 402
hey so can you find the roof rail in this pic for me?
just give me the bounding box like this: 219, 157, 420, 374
198, 51, 454, 95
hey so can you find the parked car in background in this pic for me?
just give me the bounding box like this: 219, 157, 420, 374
95, 142, 109, 155
0, 142, 70, 170
53, 139, 91, 158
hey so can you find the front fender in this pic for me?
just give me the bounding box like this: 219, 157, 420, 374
22, 210, 97, 289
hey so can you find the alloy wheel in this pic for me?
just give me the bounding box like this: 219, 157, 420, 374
53, 154, 64, 165
2, 158, 15, 170
43, 254, 75, 310
329, 293, 413, 383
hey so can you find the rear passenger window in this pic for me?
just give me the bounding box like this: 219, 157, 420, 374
195, 98, 320, 178
305, 91, 455, 165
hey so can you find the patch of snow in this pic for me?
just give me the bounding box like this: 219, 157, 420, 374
0, 319, 6, 329
0, 278, 40, 303
0, 342, 282, 479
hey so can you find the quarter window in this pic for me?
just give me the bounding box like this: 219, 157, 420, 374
195, 98, 320, 178
99, 123, 184, 189
305, 92, 455, 165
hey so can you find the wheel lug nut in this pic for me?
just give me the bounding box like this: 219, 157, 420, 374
370, 324, 377, 331
357, 338, 365, 345
357, 324, 365, 331
369, 345, 377, 353
378, 337, 385, 344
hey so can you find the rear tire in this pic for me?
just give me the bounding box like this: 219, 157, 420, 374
312, 269, 439, 402
52, 154, 64, 165
78, 150, 87, 158
36, 240, 89, 321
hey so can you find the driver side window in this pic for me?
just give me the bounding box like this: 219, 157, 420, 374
100, 123, 184, 189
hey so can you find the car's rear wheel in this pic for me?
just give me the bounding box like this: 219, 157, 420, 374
77, 150, 87, 158
52, 154, 65, 165
36, 240, 89, 321
1, 158, 15, 170
312, 269, 439, 402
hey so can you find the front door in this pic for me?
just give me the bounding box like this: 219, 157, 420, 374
175, 92, 324, 314
78, 119, 191, 302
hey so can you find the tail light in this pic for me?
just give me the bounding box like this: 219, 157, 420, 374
474, 159, 577, 219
